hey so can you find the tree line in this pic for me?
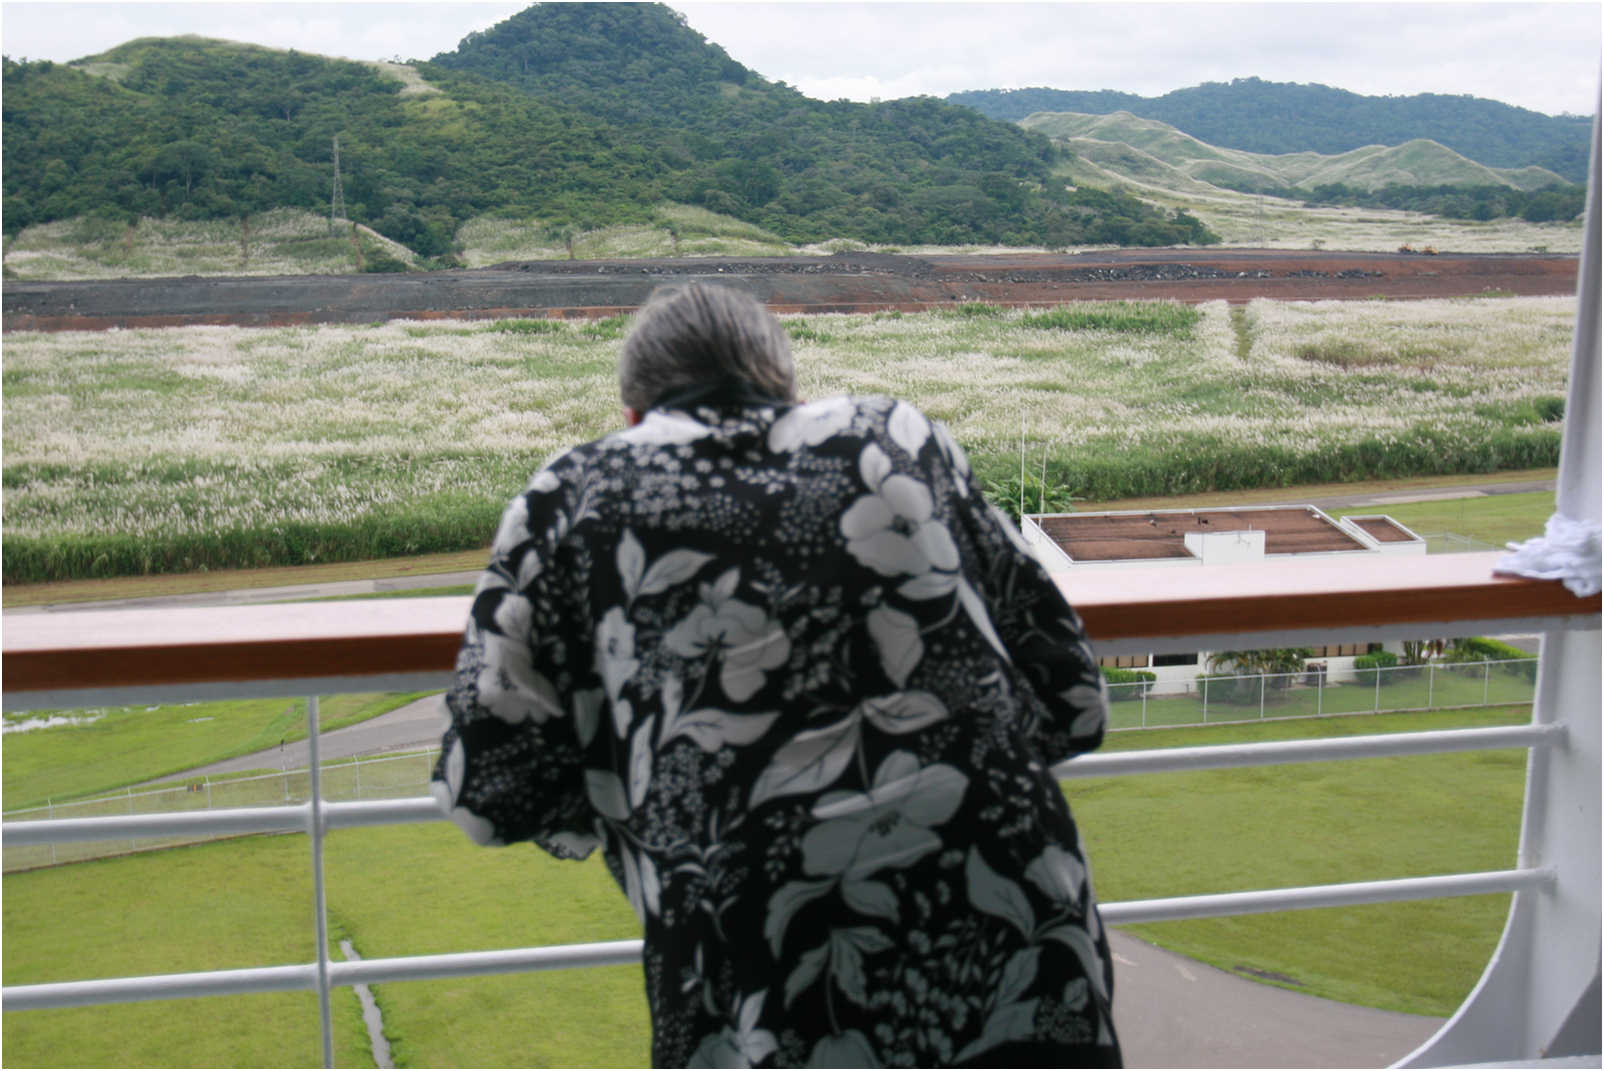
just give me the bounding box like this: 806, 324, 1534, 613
1, 4, 1220, 257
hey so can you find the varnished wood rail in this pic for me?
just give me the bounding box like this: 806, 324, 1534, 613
3, 552, 1596, 708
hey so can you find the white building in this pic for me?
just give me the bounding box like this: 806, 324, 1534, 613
1022, 504, 1427, 691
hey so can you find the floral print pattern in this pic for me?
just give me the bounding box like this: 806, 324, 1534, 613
435, 386, 1119, 1067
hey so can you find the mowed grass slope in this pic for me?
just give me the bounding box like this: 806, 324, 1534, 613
3, 707, 1526, 1066
2, 692, 428, 809
2, 295, 1575, 582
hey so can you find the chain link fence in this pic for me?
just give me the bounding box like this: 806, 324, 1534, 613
1105, 657, 1538, 730
3, 748, 440, 873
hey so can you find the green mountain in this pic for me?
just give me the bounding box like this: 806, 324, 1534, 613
950, 78, 1592, 183
0, 3, 1216, 252
1024, 112, 1568, 194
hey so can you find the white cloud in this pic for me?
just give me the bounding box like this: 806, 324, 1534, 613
0, 1, 1596, 115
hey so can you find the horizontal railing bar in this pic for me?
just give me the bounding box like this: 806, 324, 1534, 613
7, 726, 1557, 846
2, 798, 446, 846
1054, 723, 1565, 779
1100, 868, 1553, 925
3, 868, 1548, 1011
4, 554, 1596, 712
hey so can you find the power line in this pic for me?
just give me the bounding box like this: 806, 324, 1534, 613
330, 135, 346, 235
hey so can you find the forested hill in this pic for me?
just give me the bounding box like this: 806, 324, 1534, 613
949, 78, 1592, 183
424, 2, 1213, 246
0, 2, 1216, 253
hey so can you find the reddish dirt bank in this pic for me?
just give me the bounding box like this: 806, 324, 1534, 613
2, 249, 1578, 332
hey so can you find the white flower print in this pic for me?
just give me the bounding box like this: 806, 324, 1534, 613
431, 742, 500, 845
688, 990, 779, 1067
840, 472, 960, 579
767, 396, 855, 452
595, 606, 640, 708
475, 632, 563, 724
664, 572, 791, 702
1025, 844, 1088, 909
802, 751, 968, 881
619, 409, 713, 446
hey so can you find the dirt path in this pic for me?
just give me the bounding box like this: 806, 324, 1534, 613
3, 249, 1578, 331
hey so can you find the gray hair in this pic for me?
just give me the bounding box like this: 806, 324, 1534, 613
618, 283, 797, 412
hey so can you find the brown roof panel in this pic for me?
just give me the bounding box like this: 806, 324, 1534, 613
1035, 507, 1368, 563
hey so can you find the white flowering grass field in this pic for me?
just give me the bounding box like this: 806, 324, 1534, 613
2, 296, 1574, 583
0, 705, 1526, 1066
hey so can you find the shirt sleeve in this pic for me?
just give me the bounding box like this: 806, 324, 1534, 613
935, 424, 1110, 763
431, 465, 605, 860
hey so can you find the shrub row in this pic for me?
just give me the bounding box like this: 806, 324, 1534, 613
1100, 667, 1157, 701
2, 503, 504, 583
977, 425, 1560, 515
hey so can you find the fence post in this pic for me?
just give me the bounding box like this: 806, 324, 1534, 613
1484, 660, 1491, 706
306, 696, 334, 1069
1375, 664, 1382, 712
1202, 677, 1209, 724
1259, 672, 1267, 720
1317, 668, 1324, 717
1428, 663, 1436, 709
1141, 685, 1148, 729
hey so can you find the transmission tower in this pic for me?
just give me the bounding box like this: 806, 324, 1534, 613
329, 135, 346, 235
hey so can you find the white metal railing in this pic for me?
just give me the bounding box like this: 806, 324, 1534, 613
0, 707, 1569, 1016
5, 105, 1599, 1064
1, 570, 1596, 1064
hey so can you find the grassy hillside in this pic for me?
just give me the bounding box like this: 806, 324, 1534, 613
951, 78, 1593, 182
1030, 117, 1584, 254
1025, 112, 1568, 193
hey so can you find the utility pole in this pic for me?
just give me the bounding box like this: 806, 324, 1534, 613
329, 135, 346, 235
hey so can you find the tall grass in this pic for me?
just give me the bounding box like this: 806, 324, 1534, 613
3, 296, 1574, 582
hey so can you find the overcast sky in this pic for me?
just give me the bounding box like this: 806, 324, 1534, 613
1, 1, 1598, 117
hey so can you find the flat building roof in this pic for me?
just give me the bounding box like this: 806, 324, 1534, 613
1032, 506, 1369, 562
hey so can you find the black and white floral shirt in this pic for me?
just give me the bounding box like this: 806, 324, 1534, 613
434, 385, 1120, 1068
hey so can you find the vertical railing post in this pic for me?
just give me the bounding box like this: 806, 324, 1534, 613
1374, 664, 1382, 712
1316, 668, 1324, 717
1141, 684, 1147, 728
1483, 660, 1491, 706
1403, 98, 1602, 1066
306, 696, 334, 1069
1259, 672, 1267, 720
1428, 662, 1436, 710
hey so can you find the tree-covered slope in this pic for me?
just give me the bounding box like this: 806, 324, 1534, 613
425, 2, 1215, 247
950, 78, 1592, 183
1, 4, 1218, 253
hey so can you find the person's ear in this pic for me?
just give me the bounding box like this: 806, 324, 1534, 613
623, 406, 643, 427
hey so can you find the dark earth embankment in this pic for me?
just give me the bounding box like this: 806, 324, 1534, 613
2, 249, 1578, 332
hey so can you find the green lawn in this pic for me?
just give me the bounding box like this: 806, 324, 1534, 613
1107, 660, 1536, 729
2, 692, 428, 810
4, 706, 1529, 1066
1331, 489, 1555, 549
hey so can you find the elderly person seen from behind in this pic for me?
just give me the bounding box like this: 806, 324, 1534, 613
434, 283, 1121, 1067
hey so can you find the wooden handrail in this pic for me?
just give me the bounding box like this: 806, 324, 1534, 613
2, 552, 1596, 696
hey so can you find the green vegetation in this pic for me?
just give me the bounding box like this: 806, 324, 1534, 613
2, 706, 1527, 1066
952, 77, 1592, 183
0, 5, 1218, 256
2, 692, 425, 809
1331, 490, 1555, 549
1083, 706, 1528, 1014
3, 296, 1573, 581
2, 837, 376, 1068
1020, 299, 1202, 336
